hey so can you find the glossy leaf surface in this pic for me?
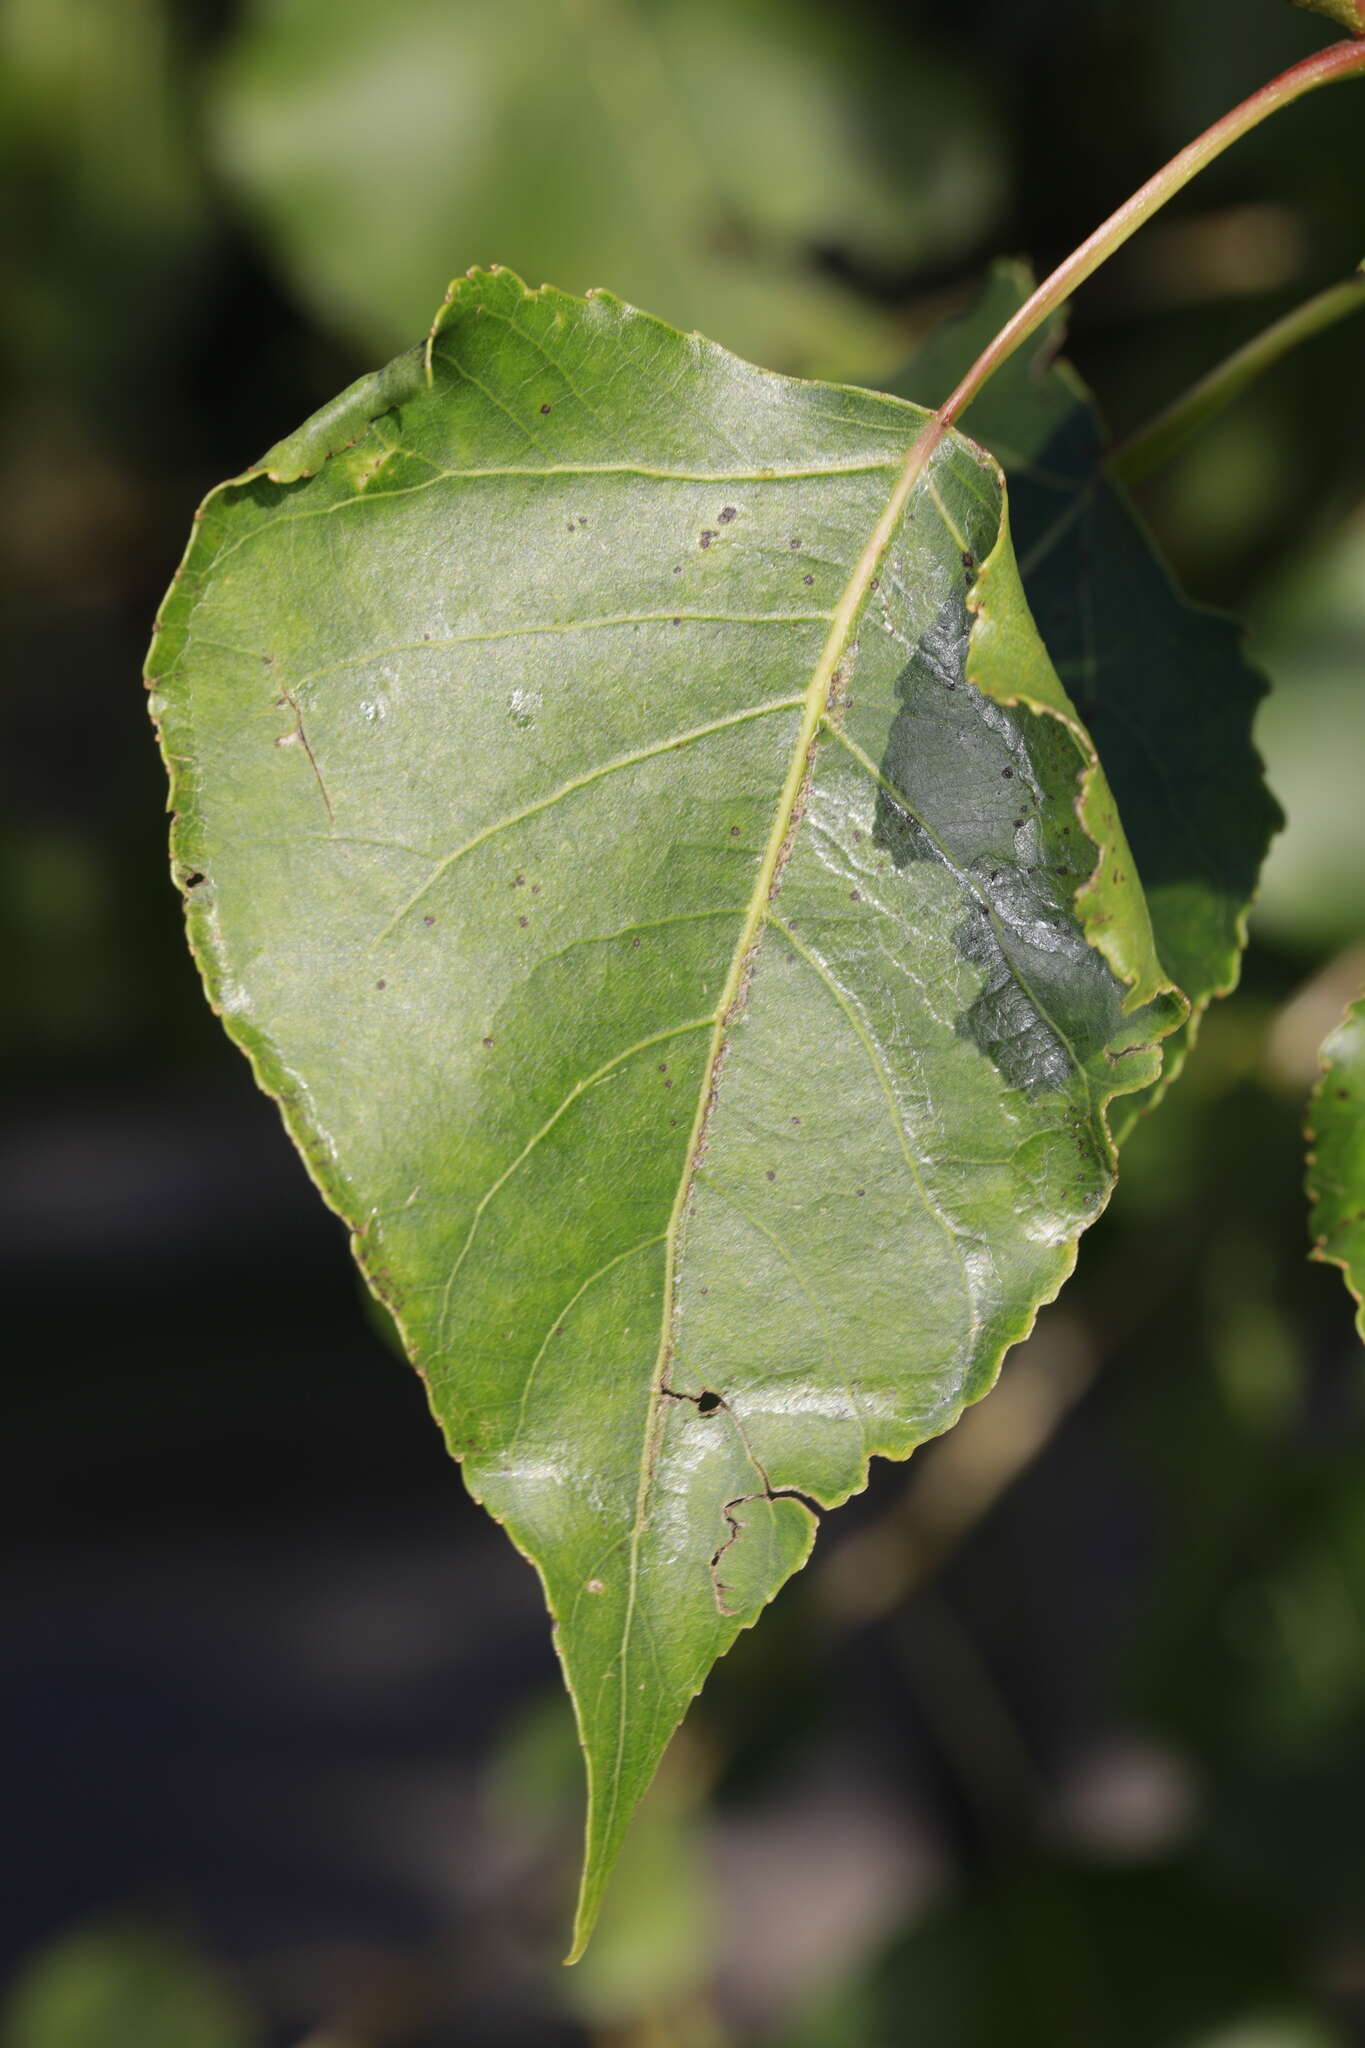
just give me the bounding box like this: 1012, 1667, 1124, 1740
1307, 993, 1365, 1335
897, 266, 1281, 1118
147, 270, 1180, 1951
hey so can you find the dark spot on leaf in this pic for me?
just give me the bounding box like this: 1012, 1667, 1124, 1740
1002, 767, 1013, 779
578, 517, 587, 527
1339, 1088, 1351, 1100
632, 938, 641, 948
672, 617, 682, 626
718, 507, 737, 523
540, 403, 552, 414
659, 1063, 668, 1073
482, 1036, 494, 1048
850, 890, 860, 901
566, 521, 575, 532
870, 577, 879, 590
554, 1326, 565, 1337
766, 1170, 776, 1182
518, 915, 529, 927
856, 1188, 865, 1196
961, 550, 975, 569
790, 537, 802, 549
697, 1390, 723, 1415
803, 574, 814, 586
700, 531, 718, 548
375, 979, 386, 990
423, 914, 435, 926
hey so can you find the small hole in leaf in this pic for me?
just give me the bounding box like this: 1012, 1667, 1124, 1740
183, 871, 204, 890
697, 1390, 723, 1415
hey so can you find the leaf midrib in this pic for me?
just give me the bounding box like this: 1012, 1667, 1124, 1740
586, 406, 956, 1929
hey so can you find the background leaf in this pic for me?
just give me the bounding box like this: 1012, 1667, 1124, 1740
1306, 994, 1365, 1335
1251, 498, 1365, 953
1289, 0, 1365, 36
0, 1925, 256, 2048
894, 265, 1282, 1119
147, 269, 1178, 1950
0, 0, 208, 397
206, 0, 1006, 377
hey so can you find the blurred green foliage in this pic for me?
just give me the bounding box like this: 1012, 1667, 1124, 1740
0, 1926, 256, 2048
4, 0, 1364, 2042
208, 0, 1005, 376
1252, 506, 1365, 952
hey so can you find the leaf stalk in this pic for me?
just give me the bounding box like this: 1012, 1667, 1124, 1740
1109, 265, 1365, 484
899, 38, 1365, 495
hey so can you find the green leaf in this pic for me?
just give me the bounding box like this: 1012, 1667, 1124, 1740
1306, 993, 1365, 1336
895, 265, 1281, 1122
146, 268, 1180, 1953
206, 0, 1004, 377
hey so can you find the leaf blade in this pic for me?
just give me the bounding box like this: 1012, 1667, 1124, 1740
147, 269, 1180, 1952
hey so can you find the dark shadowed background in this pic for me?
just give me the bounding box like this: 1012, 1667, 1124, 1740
3, 1, 1365, 2042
